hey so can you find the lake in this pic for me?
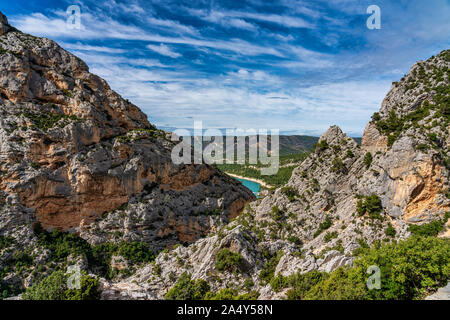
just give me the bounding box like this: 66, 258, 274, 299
235, 177, 261, 197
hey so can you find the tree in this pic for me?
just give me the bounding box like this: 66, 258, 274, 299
165, 273, 210, 300
215, 249, 245, 273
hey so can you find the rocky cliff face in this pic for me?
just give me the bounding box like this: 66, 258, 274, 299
0, 11, 254, 291
99, 50, 449, 300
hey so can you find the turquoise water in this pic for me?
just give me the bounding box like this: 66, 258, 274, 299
235, 178, 261, 197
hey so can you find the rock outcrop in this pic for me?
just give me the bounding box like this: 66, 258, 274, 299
0, 10, 253, 267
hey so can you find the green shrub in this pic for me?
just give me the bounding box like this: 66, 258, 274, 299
23, 111, 80, 131
408, 214, 449, 237
34, 225, 156, 279
259, 251, 283, 285
0, 235, 14, 250
283, 236, 449, 300
364, 152, 373, 169
287, 235, 302, 246
117, 241, 155, 265
345, 149, 355, 159
385, 224, 396, 237
215, 249, 245, 273
165, 273, 210, 300
324, 231, 338, 242
356, 194, 383, 220
313, 216, 332, 237
303, 266, 367, 300
372, 112, 381, 122
205, 288, 258, 300
22, 270, 100, 300
281, 186, 298, 202
415, 143, 429, 152
269, 270, 329, 298
271, 206, 283, 221
331, 157, 346, 174
286, 271, 330, 299
314, 140, 329, 153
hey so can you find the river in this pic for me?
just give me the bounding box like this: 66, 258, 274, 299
234, 177, 261, 197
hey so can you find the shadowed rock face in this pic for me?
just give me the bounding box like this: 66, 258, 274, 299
0, 11, 10, 35
0, 11, 254, 244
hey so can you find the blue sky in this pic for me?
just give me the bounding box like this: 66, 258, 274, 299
1, 0, 449, 136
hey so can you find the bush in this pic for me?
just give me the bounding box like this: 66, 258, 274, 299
372, 112, 381, 122
23, 111, 80, 132
313, 216, 332, 237
281, 236, 450, 300
408, 213, 449, 237
314, 140, 329, 153
22, 270, 100, 300
324, 231, 338, 242
259, 251, 283, 285
331, 157, 347, 174
1, 280, 21, 300
117, 241, 155, 265
271, 206, 283, 221
286, 271, 330, 299
269, 270, 329, 298
303, 267, 367, 300
165, 273, 210, 300
215, 249, 245, 273
345, 149, 355, 159
0, 235, 14, 250
281, 186, 298, 202
205, 288, 259, 300
374, 110, 403, 147
364, 152, 373, 169
34, 225, 156, 279
385, 224, 396, 237
356, 194, 383, 220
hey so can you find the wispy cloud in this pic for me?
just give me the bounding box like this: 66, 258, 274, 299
60, 41, 126, 53
10, 11, 285, 57
147, 43, 181, 58
187, 8, 314, 29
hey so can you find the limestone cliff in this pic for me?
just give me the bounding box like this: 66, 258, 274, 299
0, 11, 254, 262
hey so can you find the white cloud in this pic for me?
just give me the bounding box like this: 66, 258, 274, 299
188, 8, 314, 29
78, 50, 390, 135
60, 41, 126, 53
147, 43, 181, 58
71, 51, 167, 69
227, 18, 258, 31
9, 11, 284, 57
147, 16, 199, 35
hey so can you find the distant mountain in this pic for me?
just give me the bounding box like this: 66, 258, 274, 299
192, 135, 318, 156
278, 135, 319, 154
